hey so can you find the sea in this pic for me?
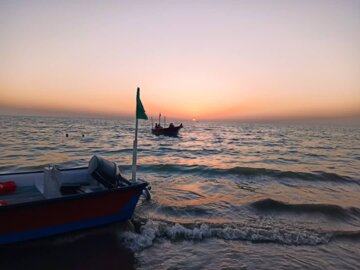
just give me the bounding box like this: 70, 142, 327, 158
0, 115, 359, 270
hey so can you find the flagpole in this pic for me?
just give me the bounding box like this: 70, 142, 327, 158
131, 118, 138, 182
131, 88, 140, 182
131, 87, 148, 182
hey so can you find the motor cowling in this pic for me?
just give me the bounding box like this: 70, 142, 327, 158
88, 155, 120, 188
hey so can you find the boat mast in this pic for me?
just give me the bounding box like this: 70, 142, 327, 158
159, 113, 161, 127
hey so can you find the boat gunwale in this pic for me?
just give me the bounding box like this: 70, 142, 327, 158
0, 166, 89, 177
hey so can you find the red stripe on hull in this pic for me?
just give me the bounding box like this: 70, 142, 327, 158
0, 187, 141, 234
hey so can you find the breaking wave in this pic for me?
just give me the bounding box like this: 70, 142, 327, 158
118, 219, 359, 252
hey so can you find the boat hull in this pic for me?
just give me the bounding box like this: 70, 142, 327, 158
151, 126, 182, 137
0, 182, 147, 245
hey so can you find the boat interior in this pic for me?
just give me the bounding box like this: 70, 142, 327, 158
0, 156, 132, 205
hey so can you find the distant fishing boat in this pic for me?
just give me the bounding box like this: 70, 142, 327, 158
0, 88, 151, 245
151, 113, 183, 137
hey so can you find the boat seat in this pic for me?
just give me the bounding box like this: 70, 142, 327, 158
78, 185, 105, 193
60, 182, 86, 195
33, 166, 63, 199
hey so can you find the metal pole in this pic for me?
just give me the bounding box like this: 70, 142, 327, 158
131, 92, 139, 182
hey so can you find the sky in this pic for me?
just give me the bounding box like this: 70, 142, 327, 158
0, 0, 359, 121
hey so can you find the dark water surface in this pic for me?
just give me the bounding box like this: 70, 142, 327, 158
0, 115, 360, 269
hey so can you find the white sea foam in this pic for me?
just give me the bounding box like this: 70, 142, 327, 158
117, 220, 331, 252
118, 220, 160, 252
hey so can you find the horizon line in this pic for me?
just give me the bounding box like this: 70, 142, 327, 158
1, 108, 359, 124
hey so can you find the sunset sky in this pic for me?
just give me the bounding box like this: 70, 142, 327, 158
0, 0, 359, 120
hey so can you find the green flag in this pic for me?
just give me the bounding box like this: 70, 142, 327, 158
136, 87, 148, 120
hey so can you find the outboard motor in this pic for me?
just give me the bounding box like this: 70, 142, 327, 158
142, 183, 151, 200
88, 155, 130, 188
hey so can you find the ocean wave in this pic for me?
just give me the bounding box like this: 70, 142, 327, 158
118, 219, 358, 252
331, 230, 360, 241
251, 198, 360, 221
134, 164, 358, 185
159, 205, 211, 217
154, 147, 223, 156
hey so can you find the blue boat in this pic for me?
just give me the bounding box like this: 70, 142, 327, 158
0, 156, 149, 245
